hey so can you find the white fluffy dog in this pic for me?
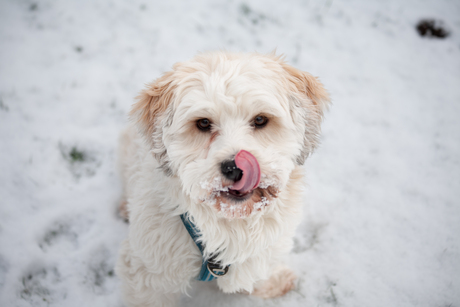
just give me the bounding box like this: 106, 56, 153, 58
116, 51, 330, 307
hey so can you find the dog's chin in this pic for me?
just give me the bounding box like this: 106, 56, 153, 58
212, 186, 279, 219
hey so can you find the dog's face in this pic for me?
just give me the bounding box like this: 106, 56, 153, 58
131, 52, 330, 219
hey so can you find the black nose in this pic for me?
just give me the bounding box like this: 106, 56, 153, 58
221, 160, 243, 182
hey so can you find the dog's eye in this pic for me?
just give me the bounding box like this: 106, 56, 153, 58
253, 115, 268, 128
196, 118, 212, 131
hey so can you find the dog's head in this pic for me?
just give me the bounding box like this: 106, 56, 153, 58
131, 52, 330, 219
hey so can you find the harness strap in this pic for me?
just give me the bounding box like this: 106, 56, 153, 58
180, 214, 229, 281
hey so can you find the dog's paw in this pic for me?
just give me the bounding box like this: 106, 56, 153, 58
251, 266, 296, 299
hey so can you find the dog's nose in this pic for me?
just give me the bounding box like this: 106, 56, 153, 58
221, 160, 243, 182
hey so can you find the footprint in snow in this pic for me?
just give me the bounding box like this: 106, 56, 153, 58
84, 247, 117, 295
20, 265, 65, 306
38, 217, 92, 253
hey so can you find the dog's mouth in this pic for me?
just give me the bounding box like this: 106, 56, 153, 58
199, 173, 280, 219
223, 188, 254, 201
214, 185, 279, 219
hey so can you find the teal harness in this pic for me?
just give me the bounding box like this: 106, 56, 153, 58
180, 214, 229, 281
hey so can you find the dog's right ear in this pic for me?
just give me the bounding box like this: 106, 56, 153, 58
130, 71, 176, 175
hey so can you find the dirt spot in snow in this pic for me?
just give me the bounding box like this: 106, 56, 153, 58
416, 19, 450, 39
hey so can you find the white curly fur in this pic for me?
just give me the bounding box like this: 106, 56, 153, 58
115, 51, 330, 307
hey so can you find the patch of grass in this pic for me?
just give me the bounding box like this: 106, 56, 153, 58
59, 143, 100, 178
69, 147, 85, 162
240, 3, 251, 16
238, 3, 270, 27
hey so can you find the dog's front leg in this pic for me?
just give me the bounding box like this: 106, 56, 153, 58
216, 254, 276, 295
216, 261, 260, 294
216, 234, 297, 299
217, 259, 296, 299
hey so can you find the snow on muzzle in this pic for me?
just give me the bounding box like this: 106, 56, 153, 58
230, 150, 261, 194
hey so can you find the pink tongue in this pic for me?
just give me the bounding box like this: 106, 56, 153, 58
230, 150, 261, 194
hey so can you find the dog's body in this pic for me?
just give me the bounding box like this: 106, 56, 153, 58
116, 52, 330, 307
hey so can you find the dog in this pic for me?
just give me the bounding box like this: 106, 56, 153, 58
115, 51, 330, 307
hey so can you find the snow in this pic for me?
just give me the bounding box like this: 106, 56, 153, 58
1, 0, 459, 306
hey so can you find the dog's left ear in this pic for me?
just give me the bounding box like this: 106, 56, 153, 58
130, 71, 176, 175
282, 63, 331, 165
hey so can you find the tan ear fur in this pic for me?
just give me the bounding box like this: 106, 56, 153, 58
280, 62, 331, 165
130, 71, 176, 141
130, 71, 176, 175
281, 64, 330, 117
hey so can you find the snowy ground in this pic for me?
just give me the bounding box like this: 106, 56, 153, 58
1, 0, 459, 306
